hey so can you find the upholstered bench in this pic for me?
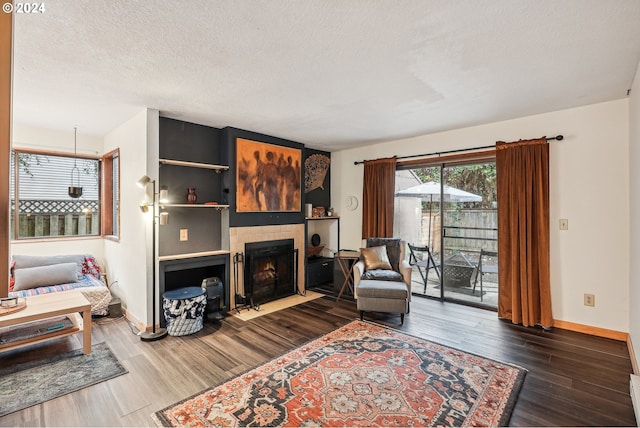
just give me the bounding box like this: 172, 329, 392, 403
356, 279, 409, 325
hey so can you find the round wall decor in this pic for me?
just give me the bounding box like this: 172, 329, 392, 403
345, 195, 359, 211
311, 233, 321, 247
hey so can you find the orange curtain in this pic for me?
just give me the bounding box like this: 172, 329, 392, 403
496, 138, 552, 328
362, 156, 396, 238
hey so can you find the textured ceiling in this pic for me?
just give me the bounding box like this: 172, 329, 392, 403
12, 0, 640, 151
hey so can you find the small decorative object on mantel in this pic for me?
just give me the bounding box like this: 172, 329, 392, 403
312, 206, 326, 217
204, 201, 219, 205
187, 187, 197, 204
326, 207, 334, 217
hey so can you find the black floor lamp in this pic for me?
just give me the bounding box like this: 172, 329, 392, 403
138, 175, 169, 341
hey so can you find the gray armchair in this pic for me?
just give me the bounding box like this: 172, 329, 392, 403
354, 238, 411, 325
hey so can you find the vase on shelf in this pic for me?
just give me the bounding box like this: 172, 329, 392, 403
187, 187, 197, 204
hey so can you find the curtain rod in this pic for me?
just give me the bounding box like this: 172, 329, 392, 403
353, 135, 564, 165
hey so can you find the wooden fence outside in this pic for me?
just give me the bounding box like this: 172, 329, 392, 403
11, 199, 99, 238
421, 209, 498, 253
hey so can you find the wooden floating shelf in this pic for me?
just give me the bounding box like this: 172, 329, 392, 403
161, 204, 230, 209
158, 250, 231, 262
159, 158, 229, 172
306, 216, 340, 220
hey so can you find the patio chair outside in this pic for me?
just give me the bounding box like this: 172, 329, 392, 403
408, 243, 441, 293
473, 249, 498, 302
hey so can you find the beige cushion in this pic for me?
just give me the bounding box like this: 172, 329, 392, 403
359, 245, 392, 271
356, 280, 409, 299
13, 262, 81, 291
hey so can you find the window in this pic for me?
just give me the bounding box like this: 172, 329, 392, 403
101, 149, 120, 239
11, 149, 100, 239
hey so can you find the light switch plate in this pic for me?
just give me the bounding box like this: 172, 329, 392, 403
180, 229, 188, 241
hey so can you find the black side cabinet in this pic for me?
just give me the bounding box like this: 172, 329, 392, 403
306, 257, 334, 288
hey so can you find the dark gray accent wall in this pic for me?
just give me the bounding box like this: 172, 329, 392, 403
159, 117, 222, 163
159, 117, 224, 256
158, 208, 223, 256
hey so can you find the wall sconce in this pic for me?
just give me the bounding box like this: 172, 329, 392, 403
137, 175, 152, 188
159, 211, 169, 225
159, 186, 169, 203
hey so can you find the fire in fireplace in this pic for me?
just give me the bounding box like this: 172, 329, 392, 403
244, 239, 297, 307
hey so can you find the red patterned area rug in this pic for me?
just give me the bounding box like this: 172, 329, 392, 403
153, 320, 526, 427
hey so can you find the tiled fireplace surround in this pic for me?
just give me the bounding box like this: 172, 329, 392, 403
229, 224, 306, 310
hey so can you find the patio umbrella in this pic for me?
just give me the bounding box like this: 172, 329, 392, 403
395, 181, 482, 246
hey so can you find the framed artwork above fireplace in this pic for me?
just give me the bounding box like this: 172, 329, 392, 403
236, 138, 302, 213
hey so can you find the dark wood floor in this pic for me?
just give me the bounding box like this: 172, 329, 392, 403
0, 293, 635, 427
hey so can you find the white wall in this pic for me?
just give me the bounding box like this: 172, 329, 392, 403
333, 99, 630, 332
12, 111, 158, 329
10, 124, 105, 262
103, 108, 157, 328
629, 60, 640, 367
12, 123, 103, 155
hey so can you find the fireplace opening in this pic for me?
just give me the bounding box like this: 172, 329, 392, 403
164, 265, 224, 292
159, 255, 229, 326
244, 239, 297, 307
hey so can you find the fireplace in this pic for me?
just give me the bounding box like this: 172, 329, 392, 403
244, 239, 297, 307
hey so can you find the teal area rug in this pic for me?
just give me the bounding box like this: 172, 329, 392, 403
0, 342, 127, 417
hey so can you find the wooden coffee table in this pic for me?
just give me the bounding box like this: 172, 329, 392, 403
0, 291, 92, 354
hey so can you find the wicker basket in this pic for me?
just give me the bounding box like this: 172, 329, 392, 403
162, 287, 207, 336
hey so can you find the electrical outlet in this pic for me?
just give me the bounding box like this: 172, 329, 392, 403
584, 293, 595, 307
559, 219, 568, 230
180, 229, 188, 241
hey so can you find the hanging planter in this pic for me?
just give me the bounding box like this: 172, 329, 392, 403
68, 167, 83, 198
68, 127, 83, 198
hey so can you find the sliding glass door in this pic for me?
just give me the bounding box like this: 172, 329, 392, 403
441, 163, 497, 307
394, 160, 498, 308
